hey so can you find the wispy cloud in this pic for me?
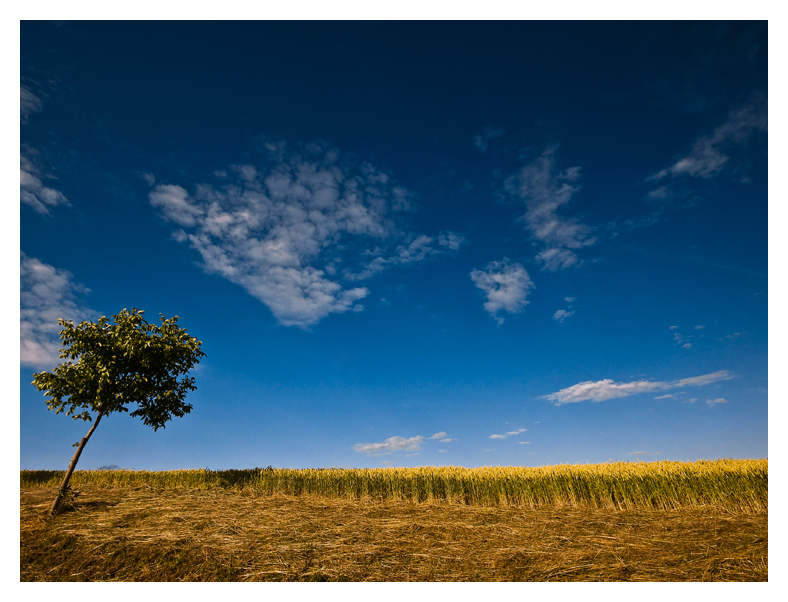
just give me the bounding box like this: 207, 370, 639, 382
706, 398, 728, 406
648, 92, 766, 182
428, 432, 454, 442
646, 186, 669, 200
353, 436, 424, 456
20, 85, 43, 122
554, 295, 576, 323
150, 142, 463, 328
140, 171, 156, 186
473, 126, 505, 152
470, 259, 534, 325
543, 370, 734, 405
344, 232, 465, 281
20, 154, 70, 216
20, 86, 70, 216
670, 326, 693, 349
618, 244, 766, 281
717, 332, 742, 341
489, 428, 527, 440
503, 146, 596, 271
654, 394, 675, 400
20, 252, 99, 370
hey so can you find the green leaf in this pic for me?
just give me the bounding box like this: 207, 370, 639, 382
31, 307, 204, 433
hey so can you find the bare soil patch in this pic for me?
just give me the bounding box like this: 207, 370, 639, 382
20, 486, 767, 581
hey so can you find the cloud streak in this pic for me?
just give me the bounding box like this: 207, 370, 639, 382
489, 428, 527, 440
470, 259, 534, 325
150, 142, 463, 328
543, 370, 734, 405
20, 253, 99, 370
648, 92, 766, 182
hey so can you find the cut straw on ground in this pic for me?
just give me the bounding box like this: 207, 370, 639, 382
21, 485, 767, 581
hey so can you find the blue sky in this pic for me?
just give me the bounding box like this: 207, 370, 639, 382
18, 21, 770, 470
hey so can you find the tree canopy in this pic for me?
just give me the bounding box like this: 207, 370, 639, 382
32, 308, 205, 430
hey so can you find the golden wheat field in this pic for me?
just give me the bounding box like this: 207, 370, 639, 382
20, 459, 767, 581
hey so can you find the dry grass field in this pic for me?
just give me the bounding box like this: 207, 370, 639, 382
20, 460, 767, 582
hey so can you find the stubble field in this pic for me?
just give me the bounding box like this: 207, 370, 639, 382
20, 460, 767, 582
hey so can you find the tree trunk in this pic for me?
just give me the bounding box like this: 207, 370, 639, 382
48, 412, 104, 516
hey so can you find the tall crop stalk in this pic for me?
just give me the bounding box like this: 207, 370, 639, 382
20, 459, 767, 511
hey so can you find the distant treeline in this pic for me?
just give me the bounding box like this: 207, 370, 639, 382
20, 459, 767, 511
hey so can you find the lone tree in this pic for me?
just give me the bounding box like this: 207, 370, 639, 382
31, 308, 205, 515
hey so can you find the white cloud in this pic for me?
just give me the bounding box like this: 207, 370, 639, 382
564, 297, 575, 303
706, 398, 728, 406
543, 370, 734, 405
150, 142, 463, 328
21, 85, 43, 122
20, 253, 99, 371
20, 87, 70, 216
648, 92, 767, 182
654, 394, 675, 400
671, 327, 694, 349
470, 258, 534, 325
148, 184, 203, 228
353, 436, 424, 456
503, 146, 596, 271
672, 371, 735, 388
694, 325, 705, 330
553, 309, 575, 323
490, 428, 527, 440
428, 432, 447, 439
20, 155, 70, 216
439, 438, 454, 443
438, 231, 466, 250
